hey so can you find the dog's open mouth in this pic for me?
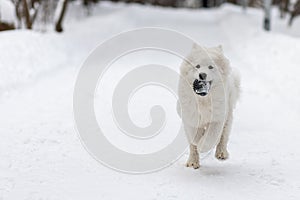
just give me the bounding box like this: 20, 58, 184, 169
193, 79, 212, 96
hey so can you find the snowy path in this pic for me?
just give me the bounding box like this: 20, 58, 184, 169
0, 2, 300, 199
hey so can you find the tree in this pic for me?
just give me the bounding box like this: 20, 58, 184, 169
22, 0, 32, 29
55, 0, 68, 32
289, 0, 300, 25
11, 0, 40, 29
263, 0, 271, 31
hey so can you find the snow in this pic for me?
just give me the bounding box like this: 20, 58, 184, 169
0, 0, 15, 24
1, 2, 300, 199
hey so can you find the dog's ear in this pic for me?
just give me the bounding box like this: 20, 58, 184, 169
217, 45, 223, 53
191, 43, 211, 57
208, 45, 231, 76
210, 45, 223, 54
192, 43, 201, 51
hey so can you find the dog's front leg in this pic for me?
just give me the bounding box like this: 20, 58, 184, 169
186, 144, 200, 169
185, 126, 205, 169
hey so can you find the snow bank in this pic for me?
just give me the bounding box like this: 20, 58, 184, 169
0, 31, 68, 93
0, 0, 16, 23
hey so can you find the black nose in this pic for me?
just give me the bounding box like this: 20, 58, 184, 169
199, 73, 207, 80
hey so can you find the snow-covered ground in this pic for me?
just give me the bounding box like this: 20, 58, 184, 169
1, 2, 300, 199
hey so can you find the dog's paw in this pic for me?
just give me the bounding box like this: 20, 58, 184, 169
186, 158, 200, 169
215, 149, 229, 160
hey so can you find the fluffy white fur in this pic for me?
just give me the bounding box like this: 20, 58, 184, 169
177, 44, 240, 169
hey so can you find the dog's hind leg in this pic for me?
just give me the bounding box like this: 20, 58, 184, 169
215, 112, 233, 160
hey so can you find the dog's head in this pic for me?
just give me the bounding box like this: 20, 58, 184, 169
180, 43, 230, 97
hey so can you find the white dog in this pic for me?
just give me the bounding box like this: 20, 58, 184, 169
177, 44, 240, 169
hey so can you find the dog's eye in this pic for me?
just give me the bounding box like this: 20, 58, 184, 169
196, 65, 200, 69
208, 65, 214, 69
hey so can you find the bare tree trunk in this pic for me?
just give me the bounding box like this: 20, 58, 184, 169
55, 0, 68, 32
22, 0, 32, 29
289, 0, 300, 26
15, 0, 22, 28
83, 0, 89, 6
239, 0, 248, 10
263, 0, 271, 31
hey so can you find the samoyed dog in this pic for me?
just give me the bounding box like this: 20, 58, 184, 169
177, 44, 240, 169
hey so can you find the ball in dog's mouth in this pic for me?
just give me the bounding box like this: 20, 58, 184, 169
193, 79, 212, 96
